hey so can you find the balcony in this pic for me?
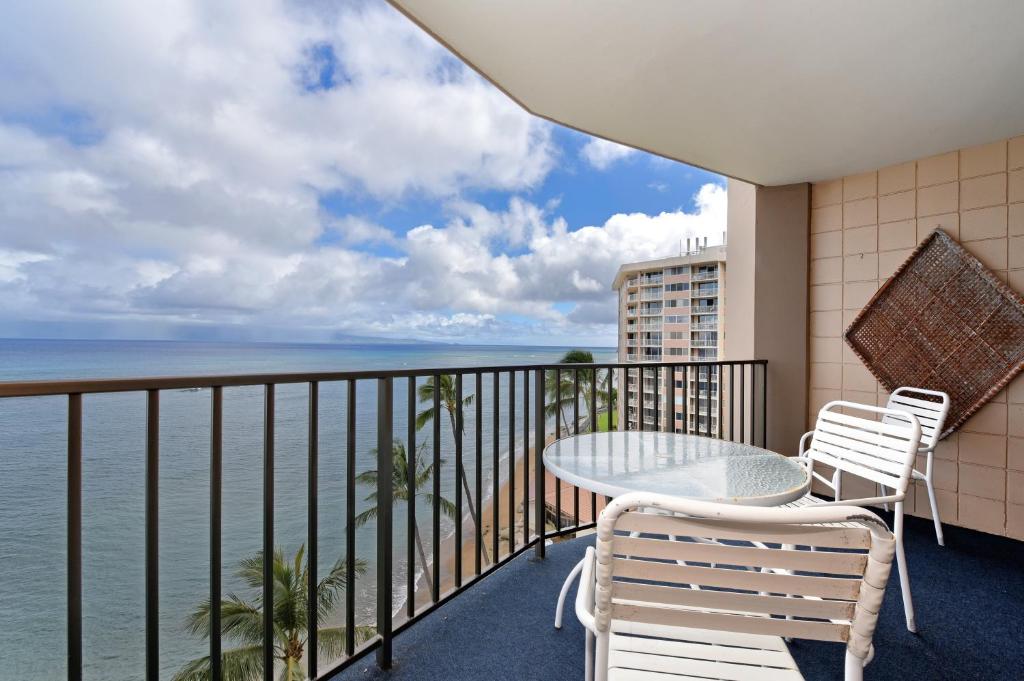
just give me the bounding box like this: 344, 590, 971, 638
692, 271, 719, 282
0, 359, 767, 681
329, 514, 1024, 681
692, 304, 718, 314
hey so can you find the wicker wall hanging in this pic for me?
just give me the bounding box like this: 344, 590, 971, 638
845, 229, 1024, 437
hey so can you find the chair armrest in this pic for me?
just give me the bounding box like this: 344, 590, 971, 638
575, 546, 597, 634
815, 492, 904, 508
798, 430, 815, 458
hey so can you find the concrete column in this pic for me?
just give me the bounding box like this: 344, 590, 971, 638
724, 180, 809, 454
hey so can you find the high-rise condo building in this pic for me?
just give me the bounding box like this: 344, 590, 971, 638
611, 242, 726, 433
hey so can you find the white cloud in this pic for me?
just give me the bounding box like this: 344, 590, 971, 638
0, 0, 726, 345
579, 138, 638, 170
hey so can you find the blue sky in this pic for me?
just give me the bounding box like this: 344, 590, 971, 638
0, 0, 726, 346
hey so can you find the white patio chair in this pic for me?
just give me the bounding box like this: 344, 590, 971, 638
575, 492, 896, 681
795, 400, 921, 632
882, 388, 951, 545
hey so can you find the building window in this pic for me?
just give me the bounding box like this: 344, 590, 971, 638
667, 348, 685, 356
665, 282, 689, 292
667, 266, 690, 275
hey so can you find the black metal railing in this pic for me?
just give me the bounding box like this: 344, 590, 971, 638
0, 359, 766, 681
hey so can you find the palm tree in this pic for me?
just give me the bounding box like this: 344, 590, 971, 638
546, 350, 608, 434
415, 374, 488, 563
173, 546, 374, 681
354, 439, 456, 602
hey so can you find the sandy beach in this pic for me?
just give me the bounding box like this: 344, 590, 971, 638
396, 437, 607, 619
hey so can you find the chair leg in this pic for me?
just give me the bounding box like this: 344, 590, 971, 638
894, 501, 917, 633
585, 629, 594, 681
844, 650, 864, 681
925, 474, 945, 546
595, 632, 609, 681
555, 558, 585, 629
875, 482, 890, 512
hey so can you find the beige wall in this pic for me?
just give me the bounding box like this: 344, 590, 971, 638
808, 135, 1024, 538
726, 180, 810, 453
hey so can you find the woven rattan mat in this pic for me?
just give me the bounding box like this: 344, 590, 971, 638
845, 229, 1024, 437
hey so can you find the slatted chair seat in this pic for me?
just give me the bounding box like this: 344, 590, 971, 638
576, 493, 896, 681
607, 623, 803, 681
781, 495, 865, 529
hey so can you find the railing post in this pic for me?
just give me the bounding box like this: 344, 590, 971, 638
761, 362, 768, 447
67, 394, 82, 681
376, 377, 393, 669
508, 371, 516, 555
431, 375, 441, 600
306, 381, 318, 680
345, 381, 357, 656
146, 389, 159, 681
534, 369, 545, 558
523, 369, 531, 546
474, 372, 483, 574
407, 377, 417, 617
455, 374, 463, 586
210, 387, 222, 681
262, 385, 274, 681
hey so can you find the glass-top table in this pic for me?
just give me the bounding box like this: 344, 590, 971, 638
543, 431, 810, 506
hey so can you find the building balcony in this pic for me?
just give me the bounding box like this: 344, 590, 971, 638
692, 271, 719, 282
692, 304, 718, 314
4, 356, 1021, 680
0, 358, 768, 681
330, 516, 1023, 681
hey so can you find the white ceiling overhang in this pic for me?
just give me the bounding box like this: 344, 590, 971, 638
389, 0, 1024, 186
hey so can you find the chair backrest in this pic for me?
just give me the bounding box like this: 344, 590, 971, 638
883, 387, 951, 449
808, 400, 921, 495
593, 493, 895, 662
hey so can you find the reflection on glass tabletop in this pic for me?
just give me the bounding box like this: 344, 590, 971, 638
543, 431, 809, 506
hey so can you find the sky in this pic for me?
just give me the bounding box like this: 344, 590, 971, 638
0, 0, 727, 347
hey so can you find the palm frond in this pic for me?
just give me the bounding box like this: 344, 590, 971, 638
315, 625, 377, 661
316, 555, 367, 619
171, 644, 263, 681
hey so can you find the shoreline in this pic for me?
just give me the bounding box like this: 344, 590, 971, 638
394, 449, 532, 620
393, 433, 605, 621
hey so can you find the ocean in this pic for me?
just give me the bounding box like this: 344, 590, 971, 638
0, 338, 614, 681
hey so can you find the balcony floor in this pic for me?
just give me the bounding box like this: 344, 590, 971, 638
335, 513, 1024, 681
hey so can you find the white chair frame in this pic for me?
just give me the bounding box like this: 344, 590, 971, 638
796, 400, 921, 632
883, 388, 951, 546
575, 492, 896, 681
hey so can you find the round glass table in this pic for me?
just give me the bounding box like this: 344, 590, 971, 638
546, 431, 811, 629
543, 431, 810, 507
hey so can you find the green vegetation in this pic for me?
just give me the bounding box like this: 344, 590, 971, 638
545, 350, 616, 435
415, 374, 488, 564
354, 439, 456, 602
596, 409, 618, 432
173, 546, 373, 681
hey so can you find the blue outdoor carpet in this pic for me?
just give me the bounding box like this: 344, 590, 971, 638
333, 512, 1024, 681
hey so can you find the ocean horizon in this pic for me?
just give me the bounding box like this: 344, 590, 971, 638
0, 337, 614, 681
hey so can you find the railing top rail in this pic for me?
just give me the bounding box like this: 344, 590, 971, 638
0, 359, 767, 398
